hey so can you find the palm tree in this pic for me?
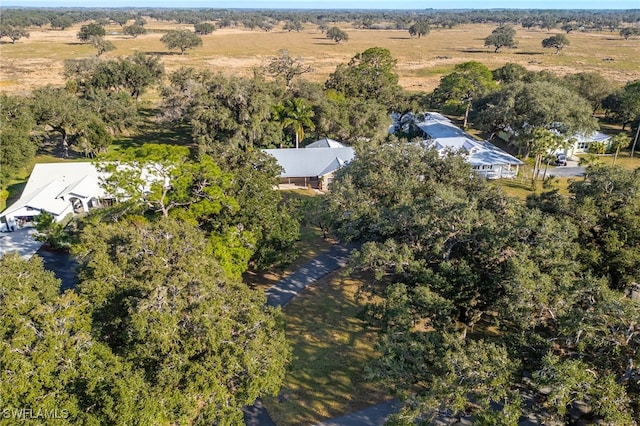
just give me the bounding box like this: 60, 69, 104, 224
609, 133, 630, 166
275, 98, 315, 148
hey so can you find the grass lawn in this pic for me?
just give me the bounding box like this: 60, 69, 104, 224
109, 107, 195, 154
495, 176, 574, 201
589, 150, 640, 170
262, 270, 389, 425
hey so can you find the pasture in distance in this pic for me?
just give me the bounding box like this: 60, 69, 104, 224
1, 20, 639, 95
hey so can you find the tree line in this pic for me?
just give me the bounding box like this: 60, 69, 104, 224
1, 7, 639, 38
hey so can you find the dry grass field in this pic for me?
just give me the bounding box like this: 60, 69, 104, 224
1, 20, 639, 95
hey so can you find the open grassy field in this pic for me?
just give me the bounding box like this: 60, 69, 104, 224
1, 20, 638, 95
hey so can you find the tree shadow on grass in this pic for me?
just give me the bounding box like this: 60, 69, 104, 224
389, 36, 410, 40
263, 270, 390, 425
515, 51, 544, 55
144, 51, 181, 56
112, 112, 194, 152
314, 42, 339, 46
5, 181, 27, 207
458, 49, 488, 53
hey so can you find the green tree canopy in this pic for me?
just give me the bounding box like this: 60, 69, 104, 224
0, 254, 157, 425
160, 29, 202, 54
484, 24, 517, 52
98, 144, 236, 220
563, 71, 611, 113
194, 22, 216, 34
325, 47, 401, 109
50, 15, 73, 30
492, 62, 530, 83
98, 143, 299, 272
77, 22, 105, 42
431, 61, 497, 127
408, 20, 430, 38
71, 218, 291, 424
326, 142, 640, 423
542, 33, 570, 54
89, 35, 115, 57
67, 53, 164, 99
603, 80, 640, 130
313, 89, 391, 142
122, 23, 146, 38
568, 165, 640, 292
0, 25, 29, 43
326, 26, 348, 43
160, 69, 284, 152
472, 80, 597, 157
30, 85, 92, 157
283, 20, 303, 32
620, 27, 640, 39
0, 93, 36, 190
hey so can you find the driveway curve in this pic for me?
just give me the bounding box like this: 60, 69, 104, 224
245, 243, 400, 426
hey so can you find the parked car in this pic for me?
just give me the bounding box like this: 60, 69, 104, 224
555, 154, 567, 166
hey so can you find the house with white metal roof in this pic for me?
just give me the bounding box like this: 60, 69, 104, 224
409, 113, 523, 179
0, 163, 111, 227
564, 131, 612, 157
263, 139, 355, 190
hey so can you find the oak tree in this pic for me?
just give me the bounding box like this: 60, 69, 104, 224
123, 23, 146, 38
326, 26, 348, 43
542, 33, 570, 54
484, 25, 517, 52
73, 218, 290, 424
432, 61, 496, 127
408, 20, 430, 38
77, 22, 105, 42
160, 30, 202, 55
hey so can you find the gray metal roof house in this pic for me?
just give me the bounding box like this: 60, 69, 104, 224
263, 139, 355, 190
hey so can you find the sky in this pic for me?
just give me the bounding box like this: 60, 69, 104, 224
4, 0, 640, 9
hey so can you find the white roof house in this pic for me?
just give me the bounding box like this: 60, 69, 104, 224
409, 114, 523, 179
1, 163, 110, 224
263, 140, 355, 189
564, 131, 612, 157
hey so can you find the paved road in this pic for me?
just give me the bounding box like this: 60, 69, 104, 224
0, 227, 43, 258
265, 244, 353, 307
0, 226, 79, 291
242, 400, 276, 426
316, 399, 401, 426
36, 247, 79, 291
547, 166, 585, 178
